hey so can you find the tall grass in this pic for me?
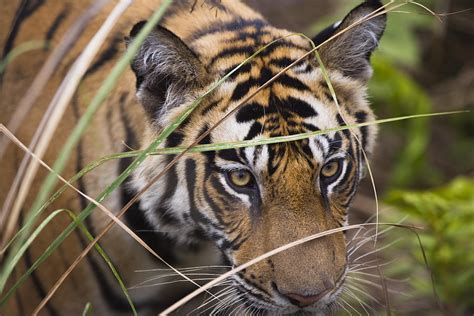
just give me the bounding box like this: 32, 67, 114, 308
0, 0, 464, 315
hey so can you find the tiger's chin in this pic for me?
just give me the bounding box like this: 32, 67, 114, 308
228, 275, 347, 316
231, 291, 340, 316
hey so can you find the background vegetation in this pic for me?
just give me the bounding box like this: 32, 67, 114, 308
0, 0, 472, 314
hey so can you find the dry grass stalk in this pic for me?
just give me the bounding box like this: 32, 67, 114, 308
0, 124, 208, 315
0, 0, 110, 161
1, 0, 451, 314
35, 4, 396, 314
0, 0, 111, 243
0, 0, 131, 249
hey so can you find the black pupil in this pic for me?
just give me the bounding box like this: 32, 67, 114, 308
236, 171, 247, 180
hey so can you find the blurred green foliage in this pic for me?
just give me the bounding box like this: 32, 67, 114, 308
308, 1, 473, 313
385, 178, 474, 314
369, 55, 437, 187
309, 0, 443, 188
368, 1, 438, 188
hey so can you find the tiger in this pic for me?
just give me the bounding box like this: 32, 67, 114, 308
0, 0, 386, 315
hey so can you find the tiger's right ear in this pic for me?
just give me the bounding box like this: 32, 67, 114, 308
126, 22, 208, 122
312, 0, 386, 82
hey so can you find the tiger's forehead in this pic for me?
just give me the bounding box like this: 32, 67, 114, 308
205, 60, 346, 144
167, 20, 370, 173
189, 18, 312, 71
183, 16, 361, 143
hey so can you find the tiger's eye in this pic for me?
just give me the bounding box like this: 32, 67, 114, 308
228, 170, 252, 187
321, 161, 340, 178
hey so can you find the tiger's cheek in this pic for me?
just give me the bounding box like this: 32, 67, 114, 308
194, 170, 252, 244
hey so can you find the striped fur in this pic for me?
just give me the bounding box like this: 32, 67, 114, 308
0, 0, 385, 314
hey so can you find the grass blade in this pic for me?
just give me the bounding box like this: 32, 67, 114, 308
0, 40, 48, 74
0, 0, 173, 295
82, 302, 92, 316
161, 223, 423, 315
0, 0, 110, 161
0, 126, 136, 314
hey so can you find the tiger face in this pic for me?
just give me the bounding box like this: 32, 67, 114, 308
129, 1, 385, 314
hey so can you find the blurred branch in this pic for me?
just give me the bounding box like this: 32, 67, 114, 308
430, 66, 474, 110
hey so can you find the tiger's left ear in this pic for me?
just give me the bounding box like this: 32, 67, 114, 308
126, 22, 208, 124
313, 0, 386, 82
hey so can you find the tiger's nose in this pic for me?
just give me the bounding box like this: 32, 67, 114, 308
275, 278, 335, 307
283, 290, 330, 307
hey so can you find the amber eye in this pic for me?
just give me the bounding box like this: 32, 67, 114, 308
228, 170, 253, 188
321, 160, 341, 179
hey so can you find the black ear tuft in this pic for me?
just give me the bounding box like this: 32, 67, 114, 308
313, 0, 386, 81
129, 20, 147, 38
127, 23, 208, 123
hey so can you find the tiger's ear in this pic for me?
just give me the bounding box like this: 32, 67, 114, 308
127, 22, 208, 122
313, 0, 386, 81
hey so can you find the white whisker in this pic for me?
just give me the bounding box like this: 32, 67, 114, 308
135, 265, 231, 273
339, 293, 361, 316
346, 283, 382, 306
346, 286, 375, 315
336, 300, 353, 316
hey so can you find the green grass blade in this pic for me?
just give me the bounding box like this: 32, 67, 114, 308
0, 40, 48, 74
0, 12, 289, 299
0, 0, 174, 295
0, 152, 130, 256
2, 110, 462, 261
148, 111, 465, 155
82, 302, 92, 316
1, 209, 137, 316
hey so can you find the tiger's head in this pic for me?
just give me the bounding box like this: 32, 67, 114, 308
128, 0, 385, 314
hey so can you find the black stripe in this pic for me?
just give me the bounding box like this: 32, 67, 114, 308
2, 0, 46, 58
282, 96, 317, 118
268, 57, 307, 70
202, 186, 227, 229
189, 18, 267, 41
116, 94, 180, 264
210, 45, 257, 68
330, 132, 343, 153
200, 99, 222, 115
19, 210, 59, 316
217, 148, 241, 163
336, 114, 351, 139
208, 41, 306, 68
71, 94, 139, 312
220, 231, 247, 251
121, 184, 179, 264
236, 102, 265, 123
45, 7, 69, 44
236, 90, 314, 126
153, 160, 181, 228
14, 288, 25, 316
232, 29, 271, 42
86, 37, 122, 76
23, 248, 59, 316
202, 161, 230, 229
237, 282, 273, 304
166, 115, 193, 147
355, 110, 369, 151
220, 62, 252, 79
1, 0, 46, 81
231, 67, 271, 101
209, 175, 237, 205
335, 160, 353, 193
185, 159, 212, 225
